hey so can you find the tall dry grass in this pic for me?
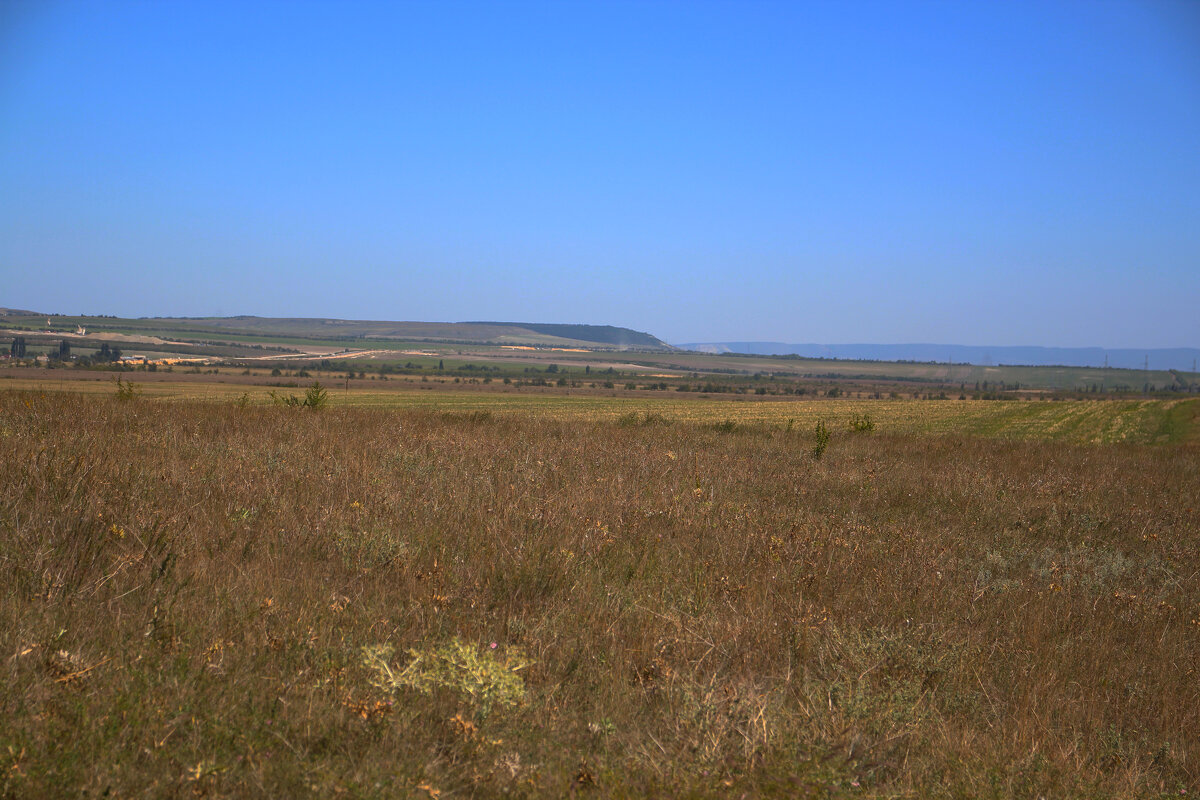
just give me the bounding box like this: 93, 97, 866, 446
1, 390, 1197, 798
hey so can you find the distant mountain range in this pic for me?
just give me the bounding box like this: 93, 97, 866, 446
676, 342, 1200, 372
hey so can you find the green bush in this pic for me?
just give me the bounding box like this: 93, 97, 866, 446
269, 390, 301, 407
113, 375, 139, 402
303, 381, 328, 410
849, 413, 875, 432
812, 419, 830, 458
269, 381, 328, 410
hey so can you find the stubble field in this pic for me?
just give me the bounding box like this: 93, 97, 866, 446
2, 369, 1197, 445
1, 389, 1197, 798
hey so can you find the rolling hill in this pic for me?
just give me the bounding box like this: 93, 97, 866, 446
0, 313, 671, 350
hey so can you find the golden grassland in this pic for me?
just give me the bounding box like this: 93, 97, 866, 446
2, 371, 1197, 445
2, 390, 1198, 798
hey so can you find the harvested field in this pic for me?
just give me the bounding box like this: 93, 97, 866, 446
2, 370, 1196, 445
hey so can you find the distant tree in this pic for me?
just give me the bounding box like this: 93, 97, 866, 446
57, 340, 71, 360
438, 360, 444, 370
546, 364, 558, 373
10, 336, 26, 358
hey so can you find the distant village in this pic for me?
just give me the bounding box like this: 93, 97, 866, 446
2, 321, 215, 367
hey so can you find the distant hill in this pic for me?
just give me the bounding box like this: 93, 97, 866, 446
0, 312, 671, 350
165, 317, 670, 349
677, 342, 1200, 372
467, 322, 667, 348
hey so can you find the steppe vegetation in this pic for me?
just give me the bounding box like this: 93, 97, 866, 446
1, 369, 1196, 446
2, 389, 1197, 798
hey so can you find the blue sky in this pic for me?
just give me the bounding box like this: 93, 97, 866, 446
2, 0, 1198, 347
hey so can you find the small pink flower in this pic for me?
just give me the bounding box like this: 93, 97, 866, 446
489, 642, 498, 649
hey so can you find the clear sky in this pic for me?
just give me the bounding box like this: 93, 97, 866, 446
2, 0, 1198, 347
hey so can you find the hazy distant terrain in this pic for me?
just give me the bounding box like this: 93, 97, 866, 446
0, 310, 668, 350
9, 309, 1195, 371
680, 341, 1200, 371
3, 310, 1197, 392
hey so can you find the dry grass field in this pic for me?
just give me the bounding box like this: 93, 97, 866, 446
2, 370, 1196, 445
2, 389, 1198, 798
